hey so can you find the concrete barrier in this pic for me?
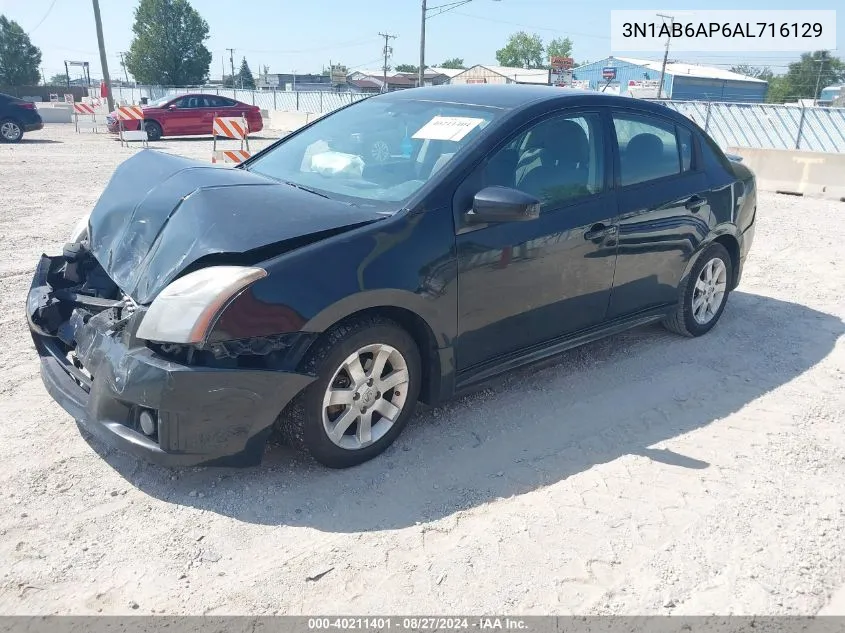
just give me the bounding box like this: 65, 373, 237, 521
727, 146, 845, 201
267, 110, 314, 133
35, 103, 73, 123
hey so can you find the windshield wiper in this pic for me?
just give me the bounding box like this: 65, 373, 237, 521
279, 179, 331, 199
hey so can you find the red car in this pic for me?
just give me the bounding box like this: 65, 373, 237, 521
107, 93, 263, 140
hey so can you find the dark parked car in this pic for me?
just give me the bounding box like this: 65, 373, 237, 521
106, 93, 263, 141
0, 92, 44, 142
27, 85, 756, 469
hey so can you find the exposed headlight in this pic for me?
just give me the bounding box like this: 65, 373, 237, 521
136, 266, 267, 344
69, 212, 91, 243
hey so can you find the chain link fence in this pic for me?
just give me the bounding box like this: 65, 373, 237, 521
108, 86, 368, 114
652, 100, 845, 153
103, 87, 845, 153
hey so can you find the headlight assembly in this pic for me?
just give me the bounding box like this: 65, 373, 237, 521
135, 266, 267, 344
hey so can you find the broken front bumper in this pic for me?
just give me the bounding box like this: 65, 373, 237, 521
26, 255, 315, 467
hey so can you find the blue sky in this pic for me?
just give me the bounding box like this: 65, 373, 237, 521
0, 0, 841, 82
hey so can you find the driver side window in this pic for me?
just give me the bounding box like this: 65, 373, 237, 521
481, 112, 605, 211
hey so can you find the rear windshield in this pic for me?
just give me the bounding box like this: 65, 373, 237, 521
247, 96, 502, 208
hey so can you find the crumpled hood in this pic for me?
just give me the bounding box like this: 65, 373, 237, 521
88, 150, 384, 304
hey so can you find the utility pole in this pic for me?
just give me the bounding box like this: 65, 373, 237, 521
656, 13, 674, 100
813, 55, 826, 106
419, 0, 426, 88
379, 32, 397, 93
226, 48, 236, 87
91, 0, 115, 112
118, 52, 130, 84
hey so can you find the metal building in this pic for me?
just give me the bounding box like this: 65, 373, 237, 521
572, 56, 768, 103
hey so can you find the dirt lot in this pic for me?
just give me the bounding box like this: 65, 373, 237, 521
0, 123, 843, 616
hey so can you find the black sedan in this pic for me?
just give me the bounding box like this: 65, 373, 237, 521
1, 92, 44, 142
27, 85, 756, 469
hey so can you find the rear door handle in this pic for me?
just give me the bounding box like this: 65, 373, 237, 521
685, 195, 706, 211
584, 223, 618, 240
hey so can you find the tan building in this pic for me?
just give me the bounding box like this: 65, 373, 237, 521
449, 65, 550, 85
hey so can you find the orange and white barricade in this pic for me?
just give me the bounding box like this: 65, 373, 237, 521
211, 115, 251, 165
73, 102, 103, 134
117, 105, 148, 147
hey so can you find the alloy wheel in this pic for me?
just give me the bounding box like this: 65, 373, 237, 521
692, 257, 728, 325
321, 343, 410, 450
370, 140, 390, 163
1, 121, 22, 142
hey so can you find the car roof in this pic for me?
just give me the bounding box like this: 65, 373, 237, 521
374, 84, 678, 118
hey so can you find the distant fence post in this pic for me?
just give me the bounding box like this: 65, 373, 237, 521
320, 91, 323, 112
795, 103, 806, 150
251, 91, 255, 106
296, 91, 300, 111
704, 101, 712, 133
273, 88, 277, 110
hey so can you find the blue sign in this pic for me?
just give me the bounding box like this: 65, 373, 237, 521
601, 66, 617, 80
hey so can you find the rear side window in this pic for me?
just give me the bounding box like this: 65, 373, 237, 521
678, 125, 694, 171
613, 113, 681, 186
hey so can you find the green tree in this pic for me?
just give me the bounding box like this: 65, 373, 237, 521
496, 31, 545, 68
763, 51, 844, 103
48, 72, 69, 86
0, 15, 42, 86
439, 58, 465, 69
730, 64, 774, 81
395, 63, 419, 73
237, 57, 255, 88
125, 0, 212, 85
546, 37, 573, 61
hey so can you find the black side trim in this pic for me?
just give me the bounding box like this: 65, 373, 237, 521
455, 305, 674, 390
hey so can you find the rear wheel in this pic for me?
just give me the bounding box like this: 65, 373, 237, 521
278, 316, 421, 468
144, 120, 162, 141
663, 243, 733, 337
0, 119, 23, 143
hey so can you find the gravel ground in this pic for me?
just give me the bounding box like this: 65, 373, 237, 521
0, 123, 843, 616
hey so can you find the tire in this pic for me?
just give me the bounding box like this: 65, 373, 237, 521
0, 119, 23, 143
663, 242, 733, 337
144, 120, 162, 141
278, 316, 422, 468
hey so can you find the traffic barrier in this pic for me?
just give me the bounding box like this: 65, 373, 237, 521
117, 105, 148, 147
73, 102, 101, 133
212, 149, 252, 164
211, 115, 250, 165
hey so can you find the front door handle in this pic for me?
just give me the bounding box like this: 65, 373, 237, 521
584, 223, 618, 240
685, 195, 706, 211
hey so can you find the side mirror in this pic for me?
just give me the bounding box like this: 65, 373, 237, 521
466, 186, 541, 224
167, 104, 177, 110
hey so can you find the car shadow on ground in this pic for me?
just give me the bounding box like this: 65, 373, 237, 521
19, 139, 62, 144
82, 291, 843, 531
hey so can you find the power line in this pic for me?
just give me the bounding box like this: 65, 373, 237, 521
28, 0, 59, 34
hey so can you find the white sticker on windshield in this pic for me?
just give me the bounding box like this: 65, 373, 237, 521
412, 116, 485, 142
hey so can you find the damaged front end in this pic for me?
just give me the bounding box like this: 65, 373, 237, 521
27, 240, 315, 468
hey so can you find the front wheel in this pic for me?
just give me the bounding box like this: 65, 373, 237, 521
663, 242, 733, 337
278, 316, 421, 468
144, 120, 162, 141
0, 119, 23, 143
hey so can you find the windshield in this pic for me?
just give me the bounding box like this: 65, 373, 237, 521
247, 96, 502, 207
